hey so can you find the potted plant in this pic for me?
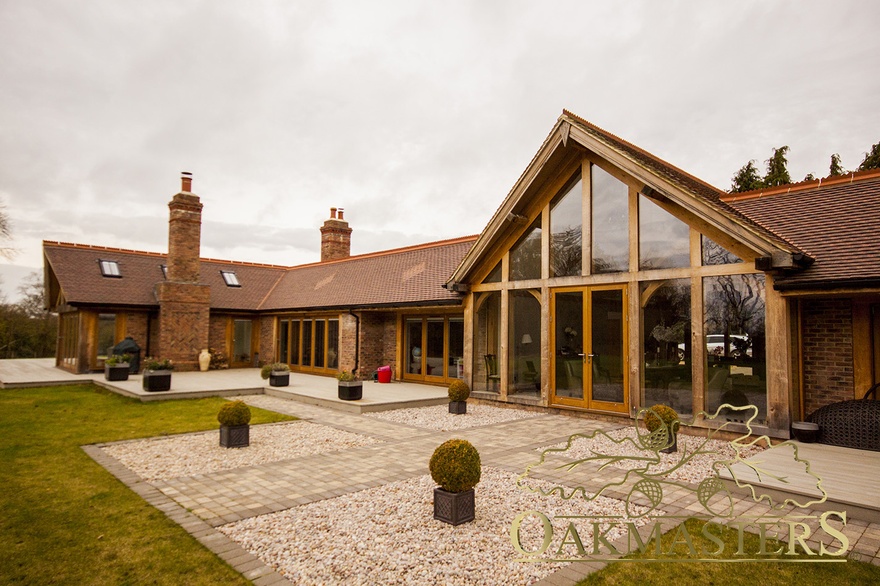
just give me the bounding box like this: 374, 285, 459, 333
142, 358, 173, 392
218, 400, 251, 448
448, 379, 470, 414
336, 370, 362, 401
643, 404, 680, 453
104, 353, 132, 381
429, 439, 481, 525
261, 362, 290, 387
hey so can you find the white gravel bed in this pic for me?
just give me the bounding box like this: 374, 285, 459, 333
219, 467, 649, 586
540, 427, 765, 485
364, 403, 541, 430
101, 421, 381, 481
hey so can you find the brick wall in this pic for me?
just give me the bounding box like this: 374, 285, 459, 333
258, 315, 275, 365
122, 311, 150, 362
155, 281, 210, 371
358, 311, 397, 379
801, 298, 854, 415
167, 193, 203, 283
320, 216, 351, 262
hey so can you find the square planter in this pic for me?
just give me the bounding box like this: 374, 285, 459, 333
338, 380, 363, 401
433, 487, 475, 526
220, 424, 250, 448
104, 363, 130, 382
449, 401, 467, 414
142, 370, 172, 392
269, 372, 290, 387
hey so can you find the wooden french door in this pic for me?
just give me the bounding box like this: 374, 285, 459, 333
551, 285, 628, 413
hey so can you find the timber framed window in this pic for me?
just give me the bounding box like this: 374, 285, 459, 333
403, 314, 464, 383
277, 316, 339, 373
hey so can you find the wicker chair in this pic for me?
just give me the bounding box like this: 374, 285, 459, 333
806, 383, 880, 452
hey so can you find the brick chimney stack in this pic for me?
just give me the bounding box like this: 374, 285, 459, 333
167, 172, 202, 283
320, 206, 352, 262
155, 172, 210, 370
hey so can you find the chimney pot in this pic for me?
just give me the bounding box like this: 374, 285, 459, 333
330, 207, 337, 219
181, 171, 193, 192
338, 208, 344, 220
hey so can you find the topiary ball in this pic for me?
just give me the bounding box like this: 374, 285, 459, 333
218, 400, 252, 427
429, 439, 481, 493
644, 404, 680, 435
448, 379, 471, 402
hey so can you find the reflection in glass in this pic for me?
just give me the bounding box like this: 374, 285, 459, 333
510, 291, 541, 396
510, 219, 542, 280
554, 291, 583, 399
406, 318, 423, 375
327, 319, 339, 369
426, 318, 444, 377
702, 236, 742, 265
590, 289, 625, 403
551, 174, 583, 277
639, 195, 690, 270
474, 292, 501, 392
483, 262, 502, 283
447, 317, 464, 379
97, 313, 116, 359
302, 320, 312, 366
704, 274, 766, 422
315, 320, 326, 368
289, 321, 300, 365
278, 320, 289, 364
592, 165, 629, 273
233, 319, 252, 363
642, 280, 692, 414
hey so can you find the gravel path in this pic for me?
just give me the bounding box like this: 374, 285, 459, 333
364, 403, 541, 430
219, 467, 649, 586
101, 421, 381, 481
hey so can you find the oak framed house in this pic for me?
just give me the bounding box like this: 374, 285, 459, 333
43, 111, 880, 439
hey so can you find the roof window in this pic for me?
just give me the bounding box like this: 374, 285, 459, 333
220, 270, 241, 287
99, 260, 121, 278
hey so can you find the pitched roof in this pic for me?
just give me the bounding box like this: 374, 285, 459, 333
43, 236, 476, 312
261, 236, 476, 311
725, 170, 880, 291
448, 110, 804, 285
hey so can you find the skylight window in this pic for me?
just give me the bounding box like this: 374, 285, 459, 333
220, 270, 241, 287
99, 260, 121, 278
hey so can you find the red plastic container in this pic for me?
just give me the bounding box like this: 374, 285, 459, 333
377, 365, 392, 383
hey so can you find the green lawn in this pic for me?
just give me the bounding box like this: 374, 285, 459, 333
576, 518, 880, 586
0, 384, 294, 585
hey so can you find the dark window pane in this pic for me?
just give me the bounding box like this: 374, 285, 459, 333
447, 317, 464, 379
483, 262, 502, 283
510, 291, 541, 396
474, 292, 501, 393
327, 319, 339, 369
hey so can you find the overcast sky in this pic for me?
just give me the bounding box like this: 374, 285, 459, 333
1, 0, 878, 301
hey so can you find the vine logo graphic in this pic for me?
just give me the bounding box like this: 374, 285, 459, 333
510, 404, 850, 563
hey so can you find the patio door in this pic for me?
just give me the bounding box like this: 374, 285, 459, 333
231, 319, 254, 367
551, 286, 628, 413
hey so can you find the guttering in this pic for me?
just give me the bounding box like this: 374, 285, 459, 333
774, 277, 880, 292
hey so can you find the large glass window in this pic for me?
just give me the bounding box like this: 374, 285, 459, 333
302, 320, 313, 367
639, 195, 690, 270
447, 317, 464, 379
591, 165, 629, 273
509, 291, 541, 396
702, 236, 742, 265
233, 319, 253, 364
550, 174, 583, 277
642, 279, 692, 414
278, 320, 289, 364
474, 292, 501, 392
704, 274, 766, 422
327, 319, 339, 369
289, 320, 300, 366
509, 219, 542, 280
96, 313, 117, 360
406, 318, 423, 375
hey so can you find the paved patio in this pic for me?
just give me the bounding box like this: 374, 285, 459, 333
5, 359, 880, 583
0, 358, 448, 413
